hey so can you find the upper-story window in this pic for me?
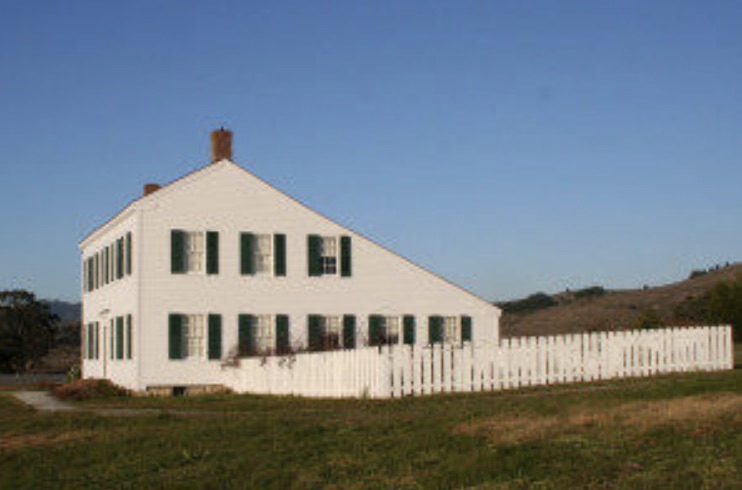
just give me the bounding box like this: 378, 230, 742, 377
240, 233, 286, 276
185, 232, 205, 273
320, 237, 337, 274
82, 231, 133, 293
253, 235, 272, 274
171, 230, 219, 275
307, 234, 352, 277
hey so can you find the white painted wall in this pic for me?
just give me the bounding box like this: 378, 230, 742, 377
81, 160, 500, 391
80, 211, 139, 388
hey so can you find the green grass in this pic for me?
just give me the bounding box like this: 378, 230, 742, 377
1, 371, 740, 489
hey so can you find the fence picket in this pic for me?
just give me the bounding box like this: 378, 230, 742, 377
226, 326, 731, 399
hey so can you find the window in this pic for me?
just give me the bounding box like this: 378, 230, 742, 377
442, 316, 458, 344
308, 235, 352, 277
308, 315, 356, 351
116, 316, 124, 360
126, 315, 132, 360
320, 237, 337, 275
241, 233, 286, 276
429, 315, 472, 344
169, 313, 221, 360
85, 322, 100, 360
238, 314, 290, 356
369, 315, 401, 346
172, 230, 219, 274
185, 232, 205, 273
254, 315, 274, 352
183, 314, 205, 358
253, 235, 272, 274
322, 315, 341, 348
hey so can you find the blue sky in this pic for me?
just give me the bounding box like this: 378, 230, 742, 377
1, 1, 740, 302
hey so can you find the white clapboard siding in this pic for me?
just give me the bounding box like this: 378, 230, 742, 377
223, 326, 733, 399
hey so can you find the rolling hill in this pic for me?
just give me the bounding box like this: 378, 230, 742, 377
500, 262, 741, 338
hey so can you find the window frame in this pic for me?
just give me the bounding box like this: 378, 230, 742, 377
252, 234, 273, 275
182, 314, 206, 358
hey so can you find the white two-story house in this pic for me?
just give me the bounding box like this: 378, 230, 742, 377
80, 130, 501, 393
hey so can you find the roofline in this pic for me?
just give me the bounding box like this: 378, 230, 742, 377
228, 163, 500, 313
78, 162, 223, 249
79, 159, 500, 312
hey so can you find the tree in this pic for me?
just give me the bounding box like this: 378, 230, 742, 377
675, 276, 742, 342
0, 290, 59, 373
705, 277, 742, 342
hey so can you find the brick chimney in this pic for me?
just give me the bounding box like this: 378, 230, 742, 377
143, 183, 161, 196
211, 128, 233, 162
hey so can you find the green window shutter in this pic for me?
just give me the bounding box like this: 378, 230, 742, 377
307, 235, 322, 276
276, 315, 290, 353
274, 233, 287, 277
369, 315, 383, 347
126, 232, 132, 276
461, 316, 472, 343
206, 231, 219, 275
115, 317, 124, 360
342, 315, 356, 349
85, 324, 91, 359
94, 323, 99, 360
126, 315, 133, 359
169, 314, 183, 360
116, 238, 124, 279
240, 233, 254, 275
104, 247, 109, 284
340, 235, 352, 277
171, 230, 186, 274
208, 314, 222, 360
238, 314, 255, 356
308, 315, 322, 351
403, 315, 416, 345
87, 257, 94, 292
428, 316, 443, 344
94, 254, 99, 290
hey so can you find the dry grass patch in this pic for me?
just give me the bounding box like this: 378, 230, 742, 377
455, 393, 741, 445
0, 430, 97, 452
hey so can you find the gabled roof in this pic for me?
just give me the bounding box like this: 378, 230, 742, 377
80, 159, 500, 311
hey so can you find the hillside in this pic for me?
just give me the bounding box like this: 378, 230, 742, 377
44, 300, 81, 322
501, 263, 741, 338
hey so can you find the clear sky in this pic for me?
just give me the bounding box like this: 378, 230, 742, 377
1, 1, 740, 303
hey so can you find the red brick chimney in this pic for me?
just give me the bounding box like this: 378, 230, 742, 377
143, 183, 161, 196
211, 128, 233, 162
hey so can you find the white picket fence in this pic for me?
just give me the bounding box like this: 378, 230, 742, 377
224, 326, 734, 398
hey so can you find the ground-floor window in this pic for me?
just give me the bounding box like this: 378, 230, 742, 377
429, 315, 473, 345
84, 322, 100, 359
169, 313, 221, 360
308, 315, 356, 351
238, 314, 290, 356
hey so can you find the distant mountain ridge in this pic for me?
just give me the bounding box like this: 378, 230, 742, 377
500, 262, 741, 338
43, 300, 81, 323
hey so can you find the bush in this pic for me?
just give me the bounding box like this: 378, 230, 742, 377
636, 311, 663, 330
689, 269, 708, 279
53, 379, 129, 401
499, 293, 556, 314
675, 276, 742, 341
573, 286, 607, 299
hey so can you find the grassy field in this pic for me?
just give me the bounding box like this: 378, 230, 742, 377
1, 369, 740, 489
